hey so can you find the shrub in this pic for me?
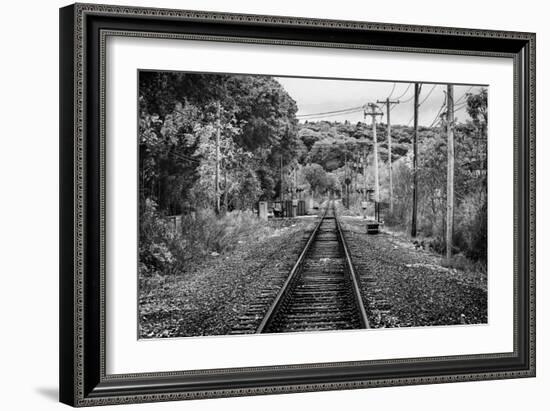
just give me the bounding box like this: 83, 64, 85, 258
139, 198, 271, 277
139, 198, 176, 276
452, 192, 487, 261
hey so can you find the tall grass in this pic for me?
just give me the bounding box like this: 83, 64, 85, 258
139, 199, 270, 277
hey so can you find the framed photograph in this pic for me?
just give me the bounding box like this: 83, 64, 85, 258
59, 3, 535, 407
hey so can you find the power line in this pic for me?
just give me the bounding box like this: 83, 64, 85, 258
387, 82, 397, 100
400, 94, 415, 104
418, 84, 438, 106
428, 98, 447, 128
394, 83, 418, 104
454, 101, 468, 112
296, 105, 364, 118
299, 107, 364, 120
455, 86, 474, 105
394, 83, 412, 100
296, 83, 479, 123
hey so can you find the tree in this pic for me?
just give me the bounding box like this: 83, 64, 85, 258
302, 163, 328, 197
139, 101, 203, 213
446, 85, 455, 263
299, 128, 322, 150
138, 72, 304, 214
325, 172, 341, 196
466, 89, 488, 129
190, 113, 259, 210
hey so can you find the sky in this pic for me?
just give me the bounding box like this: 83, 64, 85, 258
275, 76, 485, 127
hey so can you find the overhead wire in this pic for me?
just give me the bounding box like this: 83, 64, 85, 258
387, 82, 397, 99
428, 97, 447, 128
418, 84, 438, 106
394, 83, 412, 100
298, 107, 364, 120
454, 85, 475, 105
296, 105, 364, 118
296, 83, 480, 125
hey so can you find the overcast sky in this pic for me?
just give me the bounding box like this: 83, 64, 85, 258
275, 76, 485, 127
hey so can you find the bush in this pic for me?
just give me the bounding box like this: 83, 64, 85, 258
139, 199, 176, 276
139, 198, 270, 277
454, 195, 487, 261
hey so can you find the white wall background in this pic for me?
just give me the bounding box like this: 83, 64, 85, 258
0, 0, 545, 409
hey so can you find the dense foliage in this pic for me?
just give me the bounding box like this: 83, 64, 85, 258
139, 72, 303, 214
139, 72, 488, 277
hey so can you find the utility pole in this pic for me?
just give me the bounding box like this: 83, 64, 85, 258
345, 150, 350, 208
280, 155, 284, 203
294, 167, 297, 199
363, 145, 367, 201
446, 85, 455, 262
411, 83, 421, 237
215, 101, 221, 214
223, 160, 228, 213
377, 97, 401, 213
353, 156, 357, 193
364, 103, 384, 204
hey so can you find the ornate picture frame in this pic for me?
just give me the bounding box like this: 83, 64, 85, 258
59, 3, 535, 407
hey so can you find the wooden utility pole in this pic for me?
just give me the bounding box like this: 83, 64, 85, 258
280, 155, 284, 202
345, 150, 350, 208
215, 101, 221, 214
353, 154, 359, 193
411, 83, 421, 237
293, 167, 297, 199
363, 145, 368, 201
223, 161, 228, 213
377, 97, 401, 213
446, 85, 455, 262
364, 103, 384, 203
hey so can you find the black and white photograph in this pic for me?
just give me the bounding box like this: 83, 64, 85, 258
138, 71, 488, 338
1, 0, 543, 408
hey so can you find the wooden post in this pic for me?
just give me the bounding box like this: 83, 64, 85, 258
372, 110, 379, 203
364, 104, 384, 206
215, 101, 221, 214
223, 166, 228, 213
345, 150, 350, 209
258, 201, 268, 221
280, 155, 284, 203
411, 83, 421, 237
363, 145, 367, 201
377, 97, 400, 213
446, 85, 455, 262
294, 167, 297, 199
387, 98, 393, 212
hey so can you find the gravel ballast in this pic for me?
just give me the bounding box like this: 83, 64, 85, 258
139, 217, 316, 338
339, 216, 488, 328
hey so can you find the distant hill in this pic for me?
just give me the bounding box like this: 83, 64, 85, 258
298, 120, 436, 170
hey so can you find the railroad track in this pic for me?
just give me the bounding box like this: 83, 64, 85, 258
231, 201, 369, 335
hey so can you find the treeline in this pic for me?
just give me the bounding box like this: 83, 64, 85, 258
139, 71, 303, 215
139, 72, 413, 215
296, 92, 488, 261
139, 72, 488, 270
139, 72, 305, 274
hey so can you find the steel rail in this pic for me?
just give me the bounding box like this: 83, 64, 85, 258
334, 209, 370, 329
255, 206, 329, 333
